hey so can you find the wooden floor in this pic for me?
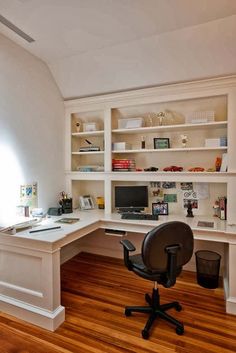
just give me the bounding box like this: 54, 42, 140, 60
0, 252, 236, 353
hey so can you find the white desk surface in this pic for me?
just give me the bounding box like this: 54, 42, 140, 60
1, 210, 236, 245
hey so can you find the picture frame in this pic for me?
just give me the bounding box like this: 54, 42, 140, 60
153, 138, 170, 149
152, 202, 169, 216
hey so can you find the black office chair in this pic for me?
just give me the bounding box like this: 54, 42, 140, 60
120, 221, 193, 339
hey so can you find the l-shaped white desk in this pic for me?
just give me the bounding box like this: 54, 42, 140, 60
0, 210, 236, 331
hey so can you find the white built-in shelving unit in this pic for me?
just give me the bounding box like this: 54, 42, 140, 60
65, 75, 236, 224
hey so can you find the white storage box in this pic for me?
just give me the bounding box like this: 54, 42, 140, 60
205, 137, 227, 147
186, 111, 215, 124
112, 142, 132, 151
118, 117, 143, 129
205, 138, 221, 147
83, 122, 99, 132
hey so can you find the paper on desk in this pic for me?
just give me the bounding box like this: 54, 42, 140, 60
195, 183, 209, 200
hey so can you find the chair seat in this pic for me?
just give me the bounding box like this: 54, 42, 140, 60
130, 253, 182, 282
130, 254, 164, 281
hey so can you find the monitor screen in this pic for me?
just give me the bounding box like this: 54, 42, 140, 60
115, 185, 148, 210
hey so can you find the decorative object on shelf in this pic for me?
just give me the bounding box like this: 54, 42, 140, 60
152, 202, 169, 216
219, 196, 227, 220
79, 195, 94, 210
163, 166, 183, 172
180, 134, 188, 148
156, 111, 166, 126
147, 113, 153, 127
220, 153, 228, 172
141, 136, 146, 149
213, 200, 220, 217
96, 196, 105, 209
206, 167, 216, 172
118, 117, 143, 129
79, 139, 100, 152
83, 122, 99, 132
215, 157, 222, 172
213, 197, 227, 220
75, 121, 81, 132
186, 110, 215, 124
154, 137, 170, 149
188, 167, 205, 172
144, 166, 159, 171
112, 142, 132, 151
186, 200, 194, 217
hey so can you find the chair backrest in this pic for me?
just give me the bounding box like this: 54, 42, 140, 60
141, 221, 193, 272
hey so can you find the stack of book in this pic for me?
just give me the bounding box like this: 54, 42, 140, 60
112, 159, 136, 172
79, 146, 100, 152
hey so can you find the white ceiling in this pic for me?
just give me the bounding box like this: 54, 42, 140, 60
1, 0, 236, 97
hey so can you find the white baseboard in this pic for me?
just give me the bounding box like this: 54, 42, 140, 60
0, 294, 65, 331
226, 296, 236, 315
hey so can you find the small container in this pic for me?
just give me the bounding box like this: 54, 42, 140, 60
141, 136, 145, 149
24, 206, 30, 217
96, 197, 105, 209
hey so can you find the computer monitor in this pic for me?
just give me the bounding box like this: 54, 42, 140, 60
115, 185, 148, 212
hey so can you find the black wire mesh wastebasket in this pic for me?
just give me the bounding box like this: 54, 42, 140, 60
195, 250, 221, 289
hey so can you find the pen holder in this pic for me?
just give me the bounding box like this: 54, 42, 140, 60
61, 198, 73, 214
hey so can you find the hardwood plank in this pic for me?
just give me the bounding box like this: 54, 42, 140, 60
0, 252, 235, 353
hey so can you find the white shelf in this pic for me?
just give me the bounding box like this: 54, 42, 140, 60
112, 121, 228, 134
112, 146, 228, 153
65, 171, 233, 183
72, 130, 104, 137
72, 151, 104, 155
66, 171, 106, 180
109, 171, 231, 183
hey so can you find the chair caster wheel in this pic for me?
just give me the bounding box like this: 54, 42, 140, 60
176, 326, 184, 335
142, 329, 149, 339
175, 303, 182, 312
125, 309, 131, 317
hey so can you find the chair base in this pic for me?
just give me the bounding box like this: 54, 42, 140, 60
124, 288, 184, 339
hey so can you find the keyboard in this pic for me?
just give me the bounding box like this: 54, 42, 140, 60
121, 213, 159, 220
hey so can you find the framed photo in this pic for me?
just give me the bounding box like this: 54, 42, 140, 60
154, 138, 170, 149
152, 202, 169, 216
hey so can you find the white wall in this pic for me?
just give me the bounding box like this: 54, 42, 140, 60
50, 15, 236, 99
0, 34, 65, 218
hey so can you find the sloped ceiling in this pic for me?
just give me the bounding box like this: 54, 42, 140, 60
1, 0, 236, 98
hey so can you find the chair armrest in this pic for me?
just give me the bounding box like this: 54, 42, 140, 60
120, 239, 136, 252
120, 239, 136, 270
164, 244, 181, 288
